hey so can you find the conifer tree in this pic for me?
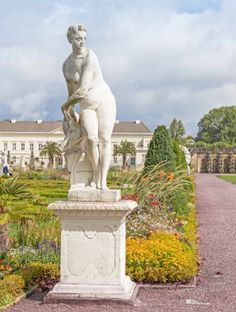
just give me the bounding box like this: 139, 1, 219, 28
144, 125, 176, 171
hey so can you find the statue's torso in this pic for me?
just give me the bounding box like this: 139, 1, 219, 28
63, 50, 115, 110
63, 54, 85, 91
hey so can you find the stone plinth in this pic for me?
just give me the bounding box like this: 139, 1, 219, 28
68, 187, 121, 202
45, 198, 138, 304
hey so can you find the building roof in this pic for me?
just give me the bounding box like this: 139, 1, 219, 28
0, 120, 152, 134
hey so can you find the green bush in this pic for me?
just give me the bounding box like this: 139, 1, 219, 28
126, 232, 197, 283
0, 274, 25, 307
18, 262, 60, 288
0, 262, 59, 308
172, 140, 187, 170
195, 141, 206, 147
144, 125, 176, 172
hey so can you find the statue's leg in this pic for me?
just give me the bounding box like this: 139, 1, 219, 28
80, 109, 100, 188
97, 99, 116, 190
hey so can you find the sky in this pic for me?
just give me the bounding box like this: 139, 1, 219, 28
0, 0, 236, 136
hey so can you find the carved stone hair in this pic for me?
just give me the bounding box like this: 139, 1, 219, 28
67, 25, 87, 43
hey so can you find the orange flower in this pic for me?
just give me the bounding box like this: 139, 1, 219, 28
0, 265, 5, 270
166, 173, 174, 181
159, 170, 165, 177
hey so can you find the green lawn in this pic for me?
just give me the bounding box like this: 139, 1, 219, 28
218, 175, 236, 184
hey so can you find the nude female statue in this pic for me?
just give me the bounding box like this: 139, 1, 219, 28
61, 25, 116, 190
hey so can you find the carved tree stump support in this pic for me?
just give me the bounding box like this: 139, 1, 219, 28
44, 189, 138, 305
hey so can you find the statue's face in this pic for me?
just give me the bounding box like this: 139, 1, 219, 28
71, 31, 87, 49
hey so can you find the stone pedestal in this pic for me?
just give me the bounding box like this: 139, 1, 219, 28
45, 190, 138, 304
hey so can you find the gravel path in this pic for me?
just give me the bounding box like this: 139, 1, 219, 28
6, 174, 236, 312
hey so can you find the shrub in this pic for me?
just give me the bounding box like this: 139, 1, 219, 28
126, 232, 197, 283
0, 274, 25, 307
144, 125, 176, 172
195, 141, 207, 147
18, 262, 60, 287
172, 140, 187, 170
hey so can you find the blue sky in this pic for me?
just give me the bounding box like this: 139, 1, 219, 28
0, 0, 236, 136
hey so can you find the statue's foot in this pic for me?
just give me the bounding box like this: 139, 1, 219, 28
100, 181, 109, 190
89, 181, 97, 188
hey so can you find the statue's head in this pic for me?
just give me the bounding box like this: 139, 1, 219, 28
67, 25, 87, 48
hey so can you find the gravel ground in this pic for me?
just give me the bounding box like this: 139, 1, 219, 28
6, 174, 236, 312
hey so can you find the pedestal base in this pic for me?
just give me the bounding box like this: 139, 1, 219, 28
46, 199, 138, 305
44, 276, 138, 305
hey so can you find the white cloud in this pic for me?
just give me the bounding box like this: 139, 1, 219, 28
0, 0, 236, 135
10, 89, 49, 120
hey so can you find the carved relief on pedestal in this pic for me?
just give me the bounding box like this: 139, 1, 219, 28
63, 223, 118, 282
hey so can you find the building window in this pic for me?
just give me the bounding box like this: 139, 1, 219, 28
113, 144, 118, 153
58, 157, 63, 166
130, 157, 136, 166
113, 156, 118, 164
12, 143, 16, 151
4, 143, 7, 151
30, 143, 34, 151
55, 157, 63, 166
21, 143, 25, 151
38, 143, 43, 151
12, 156, 16, 163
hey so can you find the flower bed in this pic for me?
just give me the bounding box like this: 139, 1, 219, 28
0, 262, 59, 308
126, 231, 197, 283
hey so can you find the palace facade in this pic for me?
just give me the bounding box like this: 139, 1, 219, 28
0, 119, 152, 169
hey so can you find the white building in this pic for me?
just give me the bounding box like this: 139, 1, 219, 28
0, 119, 152, 169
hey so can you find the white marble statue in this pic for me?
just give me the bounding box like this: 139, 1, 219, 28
0, 151, 5, 175
61, 25, 116, 190
181, 145, 191, 174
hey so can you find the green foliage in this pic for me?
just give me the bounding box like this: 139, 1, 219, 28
0, 274, 25, 307
126, 232, 197, 283
144, 125, 176, 172
9, 244, 60, 266
0, 177, 35, 251
39, 141, 62, 168
123, 163, 192, 238
0, 262, 59, 308
197, 106, 236, 144
21, 170, 68, 180
137, 163, 190, 208
169, 118, 186, 142
171, 140, 187, 170
113, 140, 136, 169
18, 262, 59, 288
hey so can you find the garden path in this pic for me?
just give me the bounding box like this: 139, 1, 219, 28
6, 174, 236, 312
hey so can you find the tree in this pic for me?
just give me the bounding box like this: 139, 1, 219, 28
144, 125, 176, 171
169, 118, 186, 142
113, 140, 136, 169
196, 106, 236, 144
39, 141, 62, 168
172, 140, 187, 170
0, 177, 34, 251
